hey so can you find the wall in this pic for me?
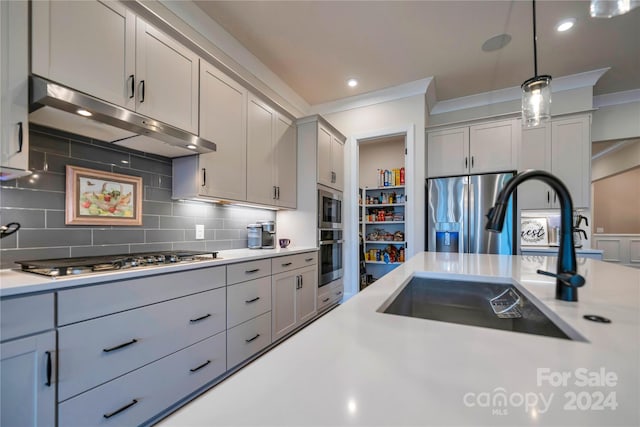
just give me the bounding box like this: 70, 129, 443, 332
592, 166, 640, 234
592, 140, 640, 181
591, 101, 640, 142
0, 126, 275, 269
358, 137, 405, 188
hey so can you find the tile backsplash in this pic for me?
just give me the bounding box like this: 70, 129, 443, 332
0, 125, 275, 269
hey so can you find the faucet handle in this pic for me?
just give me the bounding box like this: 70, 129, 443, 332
537, 269, 586, 288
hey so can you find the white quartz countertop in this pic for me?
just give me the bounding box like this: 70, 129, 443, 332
0, 247, 317, 297
521, 246, 604, 255
159, 252, 640, 426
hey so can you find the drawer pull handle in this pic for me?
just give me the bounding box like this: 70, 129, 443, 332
305, 258, 314, 262
245, 297, 260, 304
281, 262, 292, 267
245, 268, 260, 273
245, 333, 260, 343
103, 399, 139, 419
322, 297, 330, 303
45, 351, 52, 387
190, 313, 211, 323
103, 339, 138, 353
190, 360, 211, 372
336, 291, 342, 296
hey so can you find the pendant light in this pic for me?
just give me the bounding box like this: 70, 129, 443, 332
521, 0, 552, 128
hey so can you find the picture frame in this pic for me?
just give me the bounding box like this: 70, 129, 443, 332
520, 217, 549, 246
65, 165, 143, 226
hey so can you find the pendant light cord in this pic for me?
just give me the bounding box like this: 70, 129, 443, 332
532, 0, 538, 77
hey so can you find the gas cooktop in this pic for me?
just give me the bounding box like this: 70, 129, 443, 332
16, 251, 219, 278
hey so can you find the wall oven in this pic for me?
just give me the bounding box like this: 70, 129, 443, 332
318, 228, 343, 287
318, 188, 342, 229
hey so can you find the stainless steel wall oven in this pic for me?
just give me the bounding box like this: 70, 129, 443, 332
318, 228, 343, 287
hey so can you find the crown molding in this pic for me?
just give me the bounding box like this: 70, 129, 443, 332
431, 67, 611, 115
308, 77, 434, 116
594, 89, 640, 108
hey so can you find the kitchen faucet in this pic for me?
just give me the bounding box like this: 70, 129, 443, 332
485, 170, 585, 302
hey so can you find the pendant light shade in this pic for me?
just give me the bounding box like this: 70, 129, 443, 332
521, 0, 552, 128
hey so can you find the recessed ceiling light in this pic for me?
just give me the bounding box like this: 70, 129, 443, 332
347, 78, 358, 88
481, 33, 512, 52
77, 109, 92, 117
120, 160, 129, 164
556, 18, 576, 32
186, 144, 197, 150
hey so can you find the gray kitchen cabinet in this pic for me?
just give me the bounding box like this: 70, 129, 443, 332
272, 259, 317, 342
226, 311, 272, 369
518, 114, 591, 209
32, 0, 198, 134
427, 118, 519, 178
0, 0, 30, 179
318, 123, 346, 191
246, 94, 297, 208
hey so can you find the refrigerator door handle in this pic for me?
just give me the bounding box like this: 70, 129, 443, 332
463, 180, 469, 254
468, 182, 476, 253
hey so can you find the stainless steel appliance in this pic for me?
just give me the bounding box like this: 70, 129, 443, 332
247, 224, 263, 249
258, 220, 276, 249
15, 251, 218, 278
318, 188, 342, 229
426, 172, 516, 254
318, 228, 343, 287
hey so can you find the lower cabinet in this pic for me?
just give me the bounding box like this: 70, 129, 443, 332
0, 332, 56, 427
272, 265, 317, 342
318, 279, 344, 313
58, 332, 226, 427
227, 311, 272, 369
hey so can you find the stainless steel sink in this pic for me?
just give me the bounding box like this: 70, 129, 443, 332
380, 277, 582, 340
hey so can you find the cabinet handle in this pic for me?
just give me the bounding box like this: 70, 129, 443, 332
305, 258, 314, 262
273, 186, 277, 199
103, 339, 138, 353
17, 122, 23, 153
189, 313, 211, 323
103, 399, 139, 419
189, 360, 211, 372
45, 351, 52, 387
322, 297, 330, 303
201, 168, 206, 187
465, 157, 468, 169
554, 193, 557, 204
245, 333, 260, 343
281, 262, 292, 267
295, 275, 301, 290
245, 296, 260, 304
299, 275, 303, 289
276, 186, 280, 200
547, 191, 550, 204
139, 80, 145, 103
128, 74, 135, 99
471, 156, 474, 168
245, 268, 260, 273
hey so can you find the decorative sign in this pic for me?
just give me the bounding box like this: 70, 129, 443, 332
520, 217, 548, 246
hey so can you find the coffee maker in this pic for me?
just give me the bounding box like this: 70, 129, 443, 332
258, 220, 276, 249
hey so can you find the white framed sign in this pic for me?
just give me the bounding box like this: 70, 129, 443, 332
521, 217, 549, 246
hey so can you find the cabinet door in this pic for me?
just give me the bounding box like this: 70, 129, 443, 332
1, 331, 56, 427
332, 136, 345, 191
247, 95, 276, 206
274, 114, 297, 208
427, 127, 469, 177
0, 0, 29, 173
296, 266, 317, 325
551, 116, 591, 208
469, 119, 518, 174
317, 125, 333, 187
31, 0, 135, 110
199, 61, 247, 201
135, 17, 199, 133
271, 271, 297, 342
519, 123, 553, 209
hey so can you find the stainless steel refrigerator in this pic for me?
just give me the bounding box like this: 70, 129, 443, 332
426, 172, 516, 254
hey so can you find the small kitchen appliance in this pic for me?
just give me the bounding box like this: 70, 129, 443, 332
258, 220, 276, 249
247, 224, 263, 249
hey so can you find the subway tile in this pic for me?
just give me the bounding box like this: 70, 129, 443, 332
194, 217, 223, 229
172, 241, 206, 251
159, 216, 195, 229
231, 239, 249, 249
45, 211, 67, 228
153, 174, 172, 190
140, 152, 172, 163
172, 201, 214, 218
70, 142, 130, 166
141, 215, 160, 229
31, 125, 92, 144
185, 229, 215, 241
112, 166, 154, 187
90, 140, 134, 156
130, 155, 172, 176
0, 208, 46, 228
30, 150, 46, 171
224, 218, 253, 230
215, 229, 241, 240
145, 229, 185, 243
0, 232, 17, 249
30, 131, 70, 155
16, 172, 66, 192
93, 229, 145, 245
144, 187, 172, 203
46, 153, 112, 174
18, 229, 92, 248
205, 240, 232, 251
130, 242, 172, 253
70, 245, 130, 257
142, 201, 172, 216
0, 188, 65, 210
0, 247, 70, 269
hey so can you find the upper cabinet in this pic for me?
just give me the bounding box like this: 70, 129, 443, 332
317, 122, 345, 191
0, 0, 30, 179
427, 118, 519, 178
32, 0, 198, 133
519, 114, 591, 209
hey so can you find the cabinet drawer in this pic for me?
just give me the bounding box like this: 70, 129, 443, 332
227, 259, 271, 285
0, 293, 54, 342
58, 287, 225, 401
227, 276, 271, 328
58, 266, 225, 325
59, 331, 226, 427
271, 252, 317, 274
317, 286, 333, 312
227, 311, 271, 369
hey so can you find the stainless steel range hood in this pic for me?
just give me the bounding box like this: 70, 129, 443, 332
30, 76, 216, 155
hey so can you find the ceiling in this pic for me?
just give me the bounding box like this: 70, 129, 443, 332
193, 1, 640, 107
